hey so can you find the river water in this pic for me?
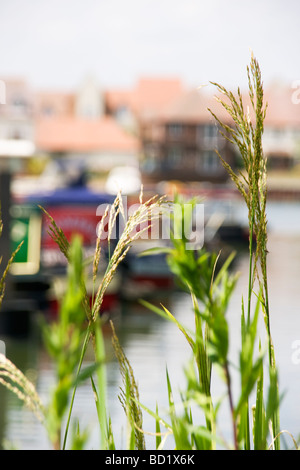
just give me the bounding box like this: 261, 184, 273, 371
1, 200, 300, 450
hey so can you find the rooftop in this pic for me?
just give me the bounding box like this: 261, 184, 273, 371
158, 87, 231, 124
105, 77, 184, 118
35, 116, 139, 153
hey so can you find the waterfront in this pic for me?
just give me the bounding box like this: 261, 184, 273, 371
1, 200, 300, 450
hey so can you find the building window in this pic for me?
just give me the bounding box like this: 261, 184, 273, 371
167, 146, 183, 168
11, 96, 28, 113
204, 124, 218, 139
142, 157, 157, 173
202, 150, 220, 173
168, 123, 183, 138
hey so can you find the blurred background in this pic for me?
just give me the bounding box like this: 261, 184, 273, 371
0, 0, 300, 449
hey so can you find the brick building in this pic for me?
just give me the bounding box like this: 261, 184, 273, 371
139, 88, 236, 183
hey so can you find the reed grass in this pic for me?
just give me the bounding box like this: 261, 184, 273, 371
47, 188, 164, 449
111, 320, 145, 450
0, 353, 44, 423
141, 198, 239, 449
0, 55, 296, 450
139, 55, 286, 450
208, 53, 280, 448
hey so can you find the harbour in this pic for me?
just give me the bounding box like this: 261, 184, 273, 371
0, 199, 300, 449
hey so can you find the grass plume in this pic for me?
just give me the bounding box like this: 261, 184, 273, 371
209, 53, 280, 448
91, 189, 165, 322
110, 320, 145, 450
0, 353, 44, 423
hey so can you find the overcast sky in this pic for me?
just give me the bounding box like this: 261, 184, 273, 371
0, 0, 299, 92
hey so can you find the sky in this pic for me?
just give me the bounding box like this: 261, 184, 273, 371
0, 0, 299, 92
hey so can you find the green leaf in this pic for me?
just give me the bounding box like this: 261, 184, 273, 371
94, 319, 108, 449
253, 359, 267, 450
266, 366, 281, 450
140, 300, 195, 350
166, 369, 192, 450
186, 423, 221, 450
207, 311, 229, 365
236, 352, 264, 416
131, 397, 172, 433
213, 250, 236, 289
73, 362, 102, 387
155, 402, 162, 450
138, 246, 173, 257
70, 419, 89, 450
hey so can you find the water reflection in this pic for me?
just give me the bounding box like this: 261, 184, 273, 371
0, 297, 187, 450
1, 201, 300, 449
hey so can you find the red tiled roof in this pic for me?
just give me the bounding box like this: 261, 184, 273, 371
134, 78, 184, 116
105, 89, 134, 111
157, 84, 300, 129
35, 116, 139, 153
105, 77, 184, 118
264, 84, 300, 128
156, 88, 232, 124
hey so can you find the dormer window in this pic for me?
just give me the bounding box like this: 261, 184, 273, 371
11, 96, 27, 111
